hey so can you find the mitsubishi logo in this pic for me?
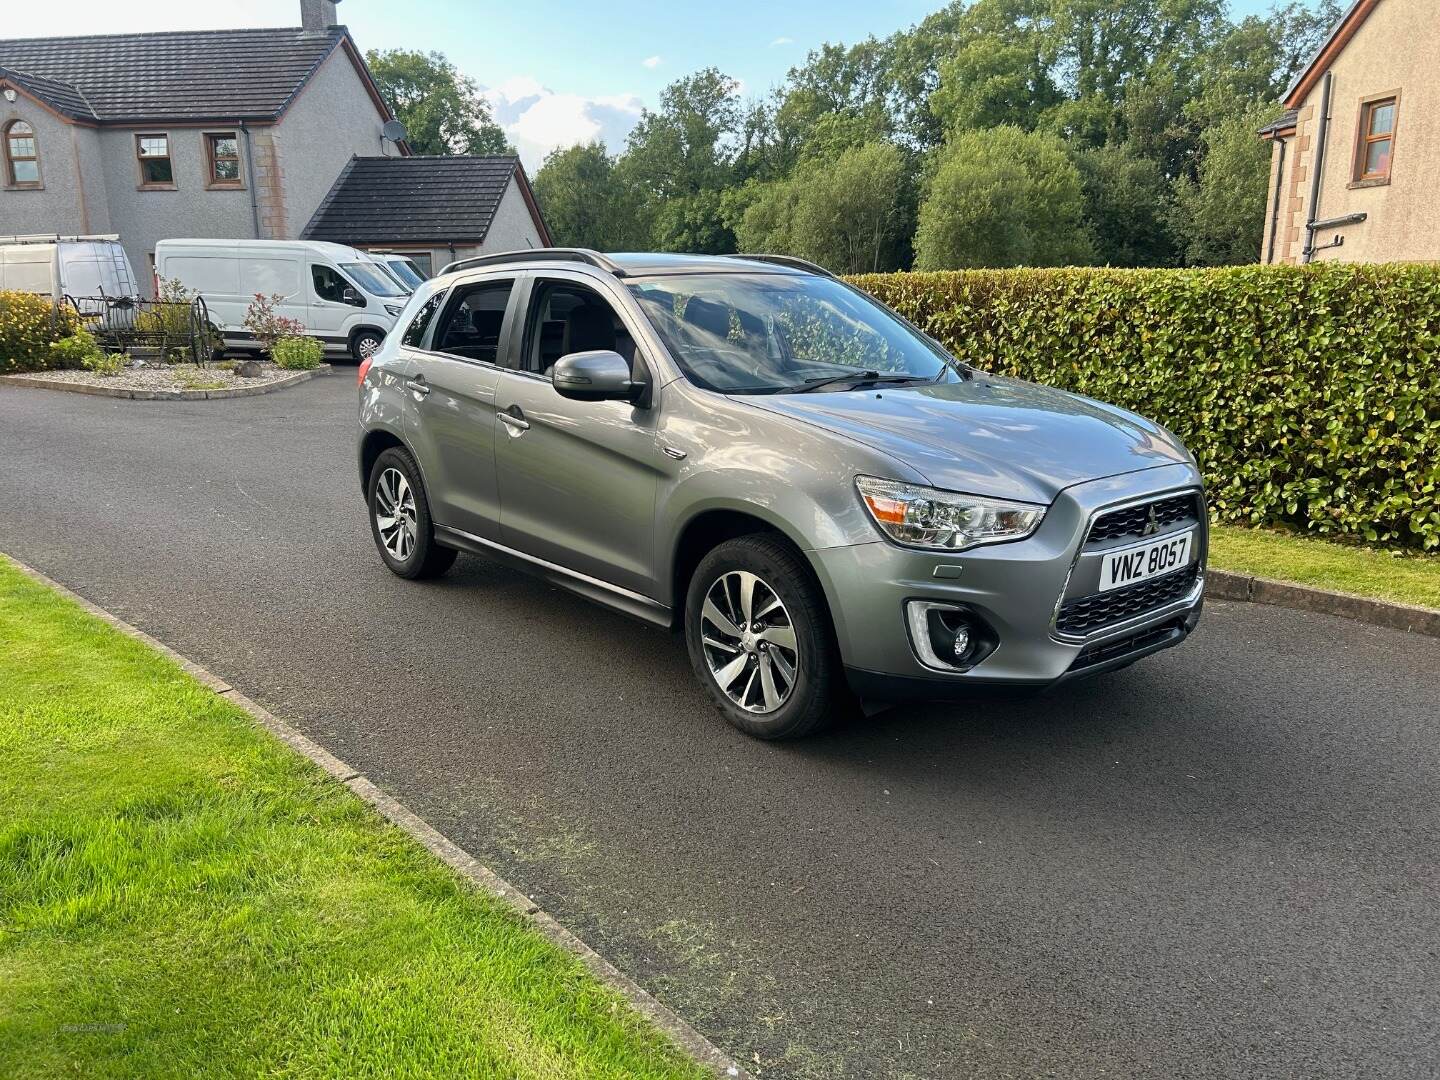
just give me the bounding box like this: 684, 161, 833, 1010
1141, 505, 1161, 537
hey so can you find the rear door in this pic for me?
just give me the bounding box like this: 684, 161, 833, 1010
492, 272, 662, 597
402, 273, 519, 541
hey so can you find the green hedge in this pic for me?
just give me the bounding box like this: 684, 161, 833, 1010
0, 291, 79, 374
848, 264, 1440, 550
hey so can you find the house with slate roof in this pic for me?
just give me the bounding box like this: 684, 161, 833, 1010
0, 0, 404, 294
1258, 0, 1438, 264
302, 155, 552, 277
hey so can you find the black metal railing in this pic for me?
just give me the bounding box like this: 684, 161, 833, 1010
63, 294, 215, 364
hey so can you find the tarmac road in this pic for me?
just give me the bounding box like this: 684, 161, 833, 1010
2, 375, 1436, 1079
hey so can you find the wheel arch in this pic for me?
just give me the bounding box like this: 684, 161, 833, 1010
668, 504, 836, 633
358, 427, 409, 495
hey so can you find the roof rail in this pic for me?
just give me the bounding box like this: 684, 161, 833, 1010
723, 253, 835, 277
438, 248, 627, 277
0, 233, 122, 245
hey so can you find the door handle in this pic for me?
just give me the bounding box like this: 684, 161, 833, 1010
498, 410, 530, 432
404, 377, 429, 397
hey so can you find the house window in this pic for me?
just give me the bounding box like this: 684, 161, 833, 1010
136, 133, 174, 187
205, 132, 242, 187
1355, 96, 1397, 182
4, 120, 40, 187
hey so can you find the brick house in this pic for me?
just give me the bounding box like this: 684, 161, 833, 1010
0, 0, 403, 294
1259, 0, 1437, 264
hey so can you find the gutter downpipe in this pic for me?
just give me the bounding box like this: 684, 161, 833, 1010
1301, 72, 1333, 264
240, 121, 261, 239
1266, 135, 1287, 265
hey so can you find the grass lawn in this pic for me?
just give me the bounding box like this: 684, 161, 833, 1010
0, 560, 708, 1080
1208, 524, 1440, 610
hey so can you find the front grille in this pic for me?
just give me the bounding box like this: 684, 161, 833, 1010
1068, 616, 1188, 672
1087, 493, 1200, 545
1056, 563, 1200, 636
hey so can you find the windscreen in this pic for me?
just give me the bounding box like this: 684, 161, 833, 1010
384, 259, 425, 289
627, 272, 956, 394
341, 262, 406, 297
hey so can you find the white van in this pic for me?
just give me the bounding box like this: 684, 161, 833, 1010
0, 234, 140, 302
155, 239, 409, 360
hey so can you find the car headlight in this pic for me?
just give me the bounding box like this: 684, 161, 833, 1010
855, 475, 1046, 551
384, 303, 403, 317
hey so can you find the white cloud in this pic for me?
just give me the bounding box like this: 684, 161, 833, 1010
770, 36, 793, 46
483, 81, 646, 173
642, 55, 662, 69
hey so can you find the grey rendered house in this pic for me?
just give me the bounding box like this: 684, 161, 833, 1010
0, 0, 403, 295
301, 155, 553, 275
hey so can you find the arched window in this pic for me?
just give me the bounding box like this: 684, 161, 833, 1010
4, 120, 40, 187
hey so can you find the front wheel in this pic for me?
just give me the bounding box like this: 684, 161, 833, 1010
684, 534, 848, 739
351, 329, 385, 362
367, 446, 456, 580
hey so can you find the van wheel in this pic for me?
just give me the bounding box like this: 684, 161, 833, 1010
684, 534, 847, 740
367, 447, 456, 580
351, 329, 385, 362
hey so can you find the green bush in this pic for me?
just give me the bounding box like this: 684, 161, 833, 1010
0, 291, 79, 374
81, 349, 127, 377
49, 329, 105, 370
270, 335, 324, 371
847, 264, 1440, 550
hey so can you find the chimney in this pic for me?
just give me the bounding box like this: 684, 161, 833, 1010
300, 0, 340, 33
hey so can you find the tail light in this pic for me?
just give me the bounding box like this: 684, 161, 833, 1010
357, 356, 373, 386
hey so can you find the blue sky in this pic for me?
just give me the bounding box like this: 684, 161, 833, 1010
13, 0, 1298, 170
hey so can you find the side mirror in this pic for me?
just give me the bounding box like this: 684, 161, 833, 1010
552, 350, 644, 403
342, 286, 362, 305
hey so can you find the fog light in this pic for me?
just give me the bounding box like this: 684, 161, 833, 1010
904, 600, 994, 672
950, 621, 971, 660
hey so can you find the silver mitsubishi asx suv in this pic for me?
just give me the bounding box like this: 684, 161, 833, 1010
358, 250, 1206, 739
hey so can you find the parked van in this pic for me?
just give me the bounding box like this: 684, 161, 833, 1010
367, 252, 427, 290
155, 239, 409, 360
0, 234, 140, 302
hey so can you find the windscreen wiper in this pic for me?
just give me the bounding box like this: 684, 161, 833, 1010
783, 371, 931, 394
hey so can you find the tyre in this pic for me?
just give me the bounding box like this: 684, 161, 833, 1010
367, 446, 457, 580
684, 533, 848, 739
351, 328, 385, 362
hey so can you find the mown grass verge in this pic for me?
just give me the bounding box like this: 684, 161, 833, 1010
1209, 524, 1440, 610
0, 559, 708, 1080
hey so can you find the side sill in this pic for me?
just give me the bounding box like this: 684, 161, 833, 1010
434, 524, 673, 629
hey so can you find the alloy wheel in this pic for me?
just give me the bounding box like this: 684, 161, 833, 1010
357, 334, 382, 359
374, 467, 417, 560
700, 570, 800, 714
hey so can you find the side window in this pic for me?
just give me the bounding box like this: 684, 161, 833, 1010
433, 280, 514, 363
311, 265, 359, 305
524, 281, 636, 375
401, 292, 445, 348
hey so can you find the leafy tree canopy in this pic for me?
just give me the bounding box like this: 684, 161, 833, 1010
366, 49, 510, 156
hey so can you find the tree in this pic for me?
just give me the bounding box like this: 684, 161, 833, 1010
533, 142, 648, 251
1075, 145, 1177, 266
914, 127, 1094, 269
737, 142, 911, 273
620, 68, 743, 250
366, 49, 509, 156
1168, 104, 1273, 266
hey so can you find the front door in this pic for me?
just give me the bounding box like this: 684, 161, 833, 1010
402, 275, 518, 540
493, 274, 662, 598
308, 263, 362, 347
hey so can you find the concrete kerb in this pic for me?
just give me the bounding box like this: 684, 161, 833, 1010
0, 365, 333, 400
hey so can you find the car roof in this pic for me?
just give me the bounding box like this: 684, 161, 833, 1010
436, 248, 828, 280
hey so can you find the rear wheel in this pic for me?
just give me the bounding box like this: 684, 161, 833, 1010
367, 446, 456, 579
684, 534, 847, 739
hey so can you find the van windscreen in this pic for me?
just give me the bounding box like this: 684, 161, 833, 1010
341, 262, 406, 297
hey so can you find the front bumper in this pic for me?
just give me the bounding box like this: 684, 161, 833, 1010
808, 463, 1207, 700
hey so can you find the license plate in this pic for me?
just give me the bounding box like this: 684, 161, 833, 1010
1099, 530, 1194, 592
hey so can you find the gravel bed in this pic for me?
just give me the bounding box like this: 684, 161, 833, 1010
7, 363, 306, 392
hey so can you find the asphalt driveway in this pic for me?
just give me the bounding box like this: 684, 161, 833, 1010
2, 375, 1436, 1079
